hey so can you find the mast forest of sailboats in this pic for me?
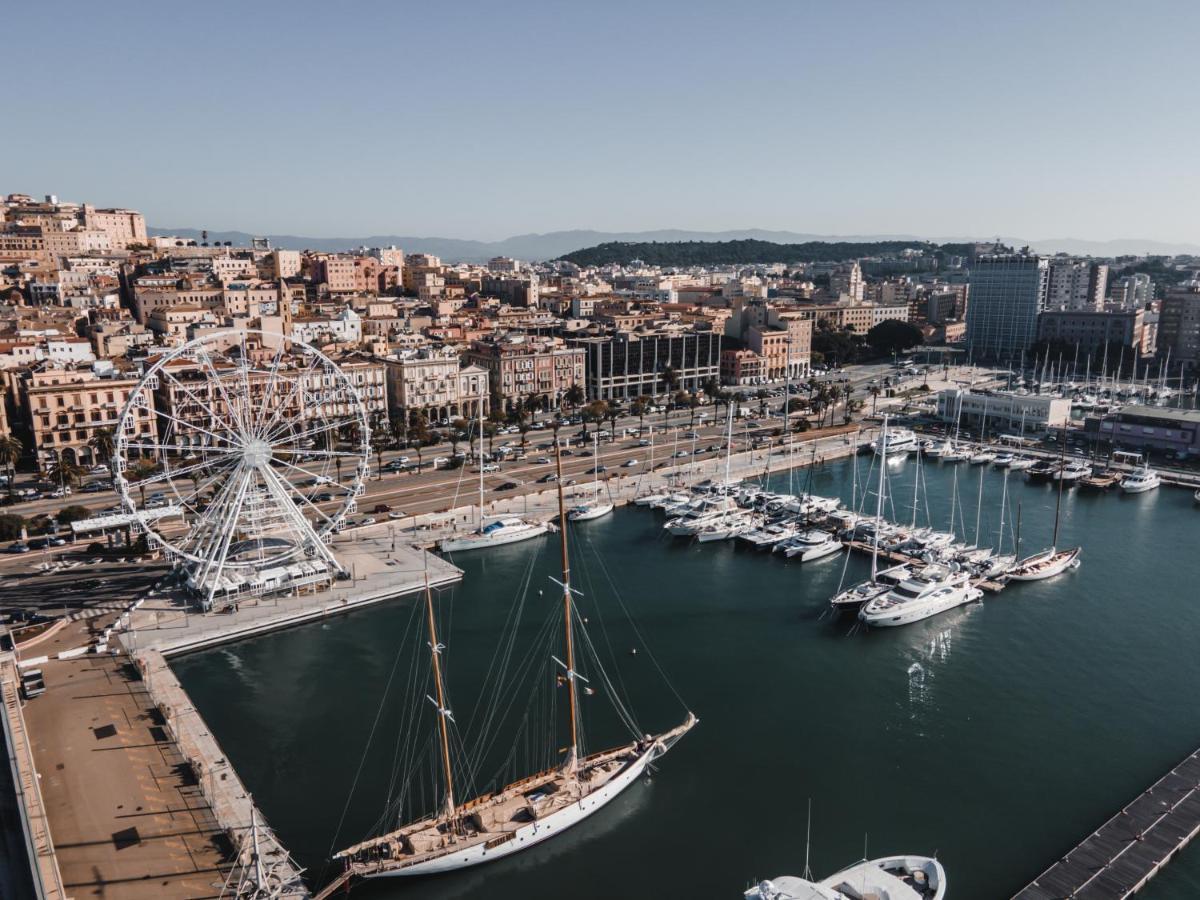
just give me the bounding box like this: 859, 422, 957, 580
322, 448, 697, 893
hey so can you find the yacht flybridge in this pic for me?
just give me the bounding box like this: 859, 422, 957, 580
871, 427, 918, 457
324, 450, 696, 892
745, 856, 946, 900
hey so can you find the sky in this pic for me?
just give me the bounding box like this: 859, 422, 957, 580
6, 0, 1199, 243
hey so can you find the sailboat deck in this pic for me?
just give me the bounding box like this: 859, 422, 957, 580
842, 539, 1006, 592
333, 740, 644, 872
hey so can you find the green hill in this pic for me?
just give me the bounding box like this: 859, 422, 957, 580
560, 239, 973, 267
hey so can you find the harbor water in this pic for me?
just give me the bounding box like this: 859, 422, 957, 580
173, 455, 1200, 899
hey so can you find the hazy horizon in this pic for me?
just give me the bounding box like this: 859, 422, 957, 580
8, 0, 1199, 245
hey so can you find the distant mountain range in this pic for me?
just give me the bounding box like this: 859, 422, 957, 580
148, 226, 1200, 262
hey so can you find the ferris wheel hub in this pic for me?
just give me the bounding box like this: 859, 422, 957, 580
242, 439, 273, 467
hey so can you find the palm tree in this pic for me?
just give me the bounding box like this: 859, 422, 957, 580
604, 401, 622, 442
867, 384, 882, 416
129, 458, 160, 508
661, 365, 680, 399
701, 376, 720, 405
581, 400, 608, 438
564, 383, 585, 418
47, 451, 85, 491
0, 434, 23, 500
409, 411, 430, 472
686, 393, 701, 428
630, 396, 648, 434
483, 421, 499, 460
87, 428, 115, 469
371, 431, 389, 480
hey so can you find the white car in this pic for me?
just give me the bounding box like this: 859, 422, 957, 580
432, 456, 450, 467
388, 511, 405, 520
637, 439, 651, 447
535, 456, 551, 464
622, 458, 639, 467
90, 464, 109, 474
480, 464, 500, 473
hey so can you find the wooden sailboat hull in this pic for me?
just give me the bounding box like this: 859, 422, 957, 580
365, 746, 657, 878
1008, 547, 1081, 581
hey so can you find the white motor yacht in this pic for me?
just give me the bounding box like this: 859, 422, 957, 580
695, 511, 755, 543
969, 448, 997, 464
439, 516, 549, 552
858, 566, 981, 627
871, 428, 918, 457
1120, 465, 1161, 493
745, 855, 946, 900
1006, 455, 1035, 471
1054, 461, 1091, 484
777, 529, 843, 561
992, 452, 1015, 467
738, 519, 800, 550
924, 440, 953, 459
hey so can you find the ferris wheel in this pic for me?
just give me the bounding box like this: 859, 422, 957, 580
112, 329, 370, 603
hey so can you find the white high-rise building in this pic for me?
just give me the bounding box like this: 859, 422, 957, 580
1044, 258, 1107, 311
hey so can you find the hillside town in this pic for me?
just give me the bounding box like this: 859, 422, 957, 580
1, 191, 1198, 484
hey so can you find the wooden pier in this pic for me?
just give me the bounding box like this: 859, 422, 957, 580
1013, 747, 1200, 899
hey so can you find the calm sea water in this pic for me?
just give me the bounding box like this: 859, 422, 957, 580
174, 456, 1200, 899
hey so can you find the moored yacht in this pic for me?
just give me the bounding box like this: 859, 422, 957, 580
1006, 455, 1035, 471
829, 563, 911, 613
745, 855, 946, 900
1120, 465, 1161, 493
871, 427, 918, 457
1054, 460, 1091, 484
968, 447, 997, 464
567, 502, 614, 521
858, 566, 981, 627
1008, 546, 1081, 580
440, 516, 549, 552
776, 529, 843, 561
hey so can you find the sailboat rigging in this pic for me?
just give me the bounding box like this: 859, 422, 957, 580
322, 447, 696, 892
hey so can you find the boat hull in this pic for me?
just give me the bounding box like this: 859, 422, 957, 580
439, 523, 549, 552
859, 587, 981, 627
1008, 547, 1081, 581
364, 746, 658, 878
568, 504, 614, 521
1120, 479, 1159, 494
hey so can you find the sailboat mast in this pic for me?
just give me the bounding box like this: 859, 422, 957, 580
423, 576, 456, 818
1052, 438, 1066, 549
554, 448, 580, 771
872, 417, 887, 581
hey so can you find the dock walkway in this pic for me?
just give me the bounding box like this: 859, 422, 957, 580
1014, 747, 1200, 899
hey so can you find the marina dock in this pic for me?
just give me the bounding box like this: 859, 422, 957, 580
1014, 746, 1200, 899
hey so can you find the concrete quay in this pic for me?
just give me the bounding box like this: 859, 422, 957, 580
124, 538, 463, 658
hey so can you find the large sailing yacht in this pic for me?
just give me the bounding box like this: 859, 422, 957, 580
324, 450, 696, 891
568, 433, 614, 521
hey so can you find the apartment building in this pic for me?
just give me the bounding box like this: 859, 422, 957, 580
22, 366, 157, 468
466, 336, 585, 411
1044, 258, 1108, 311
569, 329, 722, 401
1158, 283, 1200, 372
382, 349, 490, 421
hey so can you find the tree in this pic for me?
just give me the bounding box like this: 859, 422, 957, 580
581, 400, 609, 438
701, 376, 720, 403
371, 431, 389, 480
129, 458, 160, 508
867, 384, 882, 415
661, 365, 680, 400
793, 417, 811, 434
564, 383, 585, 416
87, 428, 115, 468
630, 396, 649, 434
47, 451, 85, 490
0, 513, 26, 541
866, 319, 924, 357
56, 504, 92, 526
483, 421, 499, 459
409, 411, 430, 472
686, 392, 702, 428
0, 434, 22, 500
604, 401, 622, 442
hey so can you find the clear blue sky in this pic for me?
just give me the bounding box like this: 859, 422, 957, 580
7, 0, 1198, 242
